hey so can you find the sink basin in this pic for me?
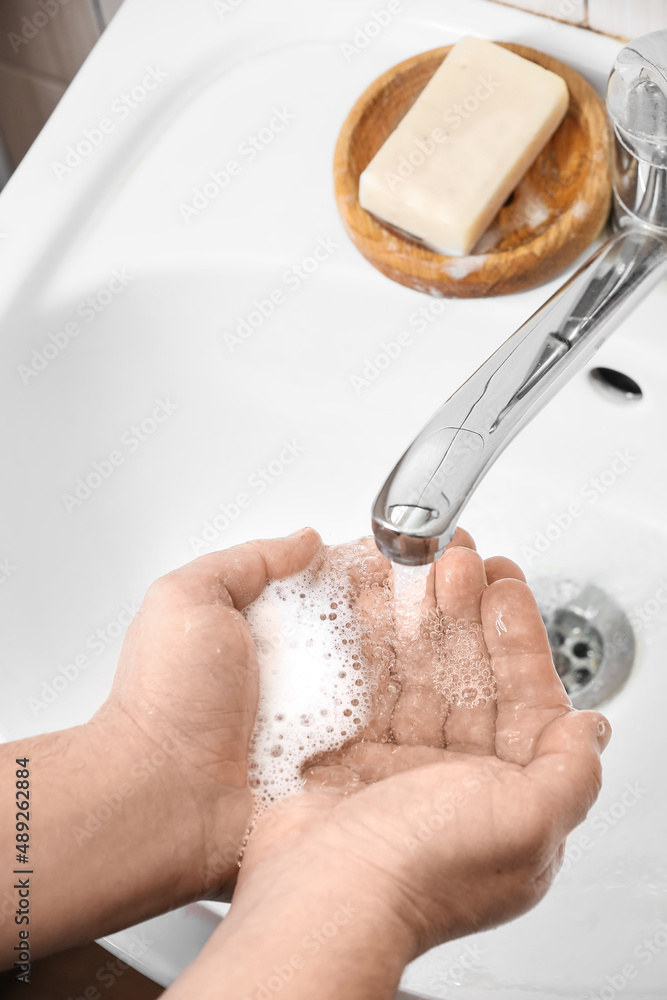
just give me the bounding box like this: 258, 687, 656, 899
0, 0, 664, 995
399, 337, 667, 999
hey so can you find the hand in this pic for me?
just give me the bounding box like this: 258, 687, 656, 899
236, 534, 611, 957
1, 528, 326, 965
94, 526, 322, 895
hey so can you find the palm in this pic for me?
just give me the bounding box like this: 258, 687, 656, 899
243, 537, 608, 945
102, 531, 324, 892
302, 537, 567, 782
109, 579, 260, 786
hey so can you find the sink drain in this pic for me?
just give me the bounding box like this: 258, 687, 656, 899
548, 611, 604, 696
533, 578, 635, 709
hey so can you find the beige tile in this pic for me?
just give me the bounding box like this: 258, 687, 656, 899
0, 60, 66, 165
99, 0, 124, 25
0, 0, 99, 83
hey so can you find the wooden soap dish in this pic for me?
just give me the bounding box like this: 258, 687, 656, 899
333, 43, 613, 298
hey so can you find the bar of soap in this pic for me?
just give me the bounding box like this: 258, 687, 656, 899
358, 36, 569, 256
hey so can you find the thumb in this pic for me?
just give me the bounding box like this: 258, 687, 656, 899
525, 709, 611, 840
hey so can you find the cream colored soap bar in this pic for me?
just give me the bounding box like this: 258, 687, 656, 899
358, 36, 569, 256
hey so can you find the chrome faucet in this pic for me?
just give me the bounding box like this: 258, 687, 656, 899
372, 31, 667, 566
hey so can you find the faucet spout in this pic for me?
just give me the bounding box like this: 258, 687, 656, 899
372, 30, 667, 566
372, 227, 667, 565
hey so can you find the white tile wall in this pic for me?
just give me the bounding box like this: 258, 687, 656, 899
588, 0, 667, 37
495, 0, 586, 25
99, 0, 666, 35
497, 0, 667, 36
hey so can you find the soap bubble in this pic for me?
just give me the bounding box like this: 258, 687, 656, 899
244, 540, 496, 824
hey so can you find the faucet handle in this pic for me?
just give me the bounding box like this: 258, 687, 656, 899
607, 30, 667, 166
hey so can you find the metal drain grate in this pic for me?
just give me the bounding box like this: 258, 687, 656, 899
534, 579, 635, 709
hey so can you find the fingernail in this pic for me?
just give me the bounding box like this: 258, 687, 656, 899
594, 715, 611, 751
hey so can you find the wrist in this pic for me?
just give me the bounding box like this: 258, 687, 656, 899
233, 807, 421, 963
87, 702, 252, 898
237, 798, 436, 960
167, 856, 415, 1000
80, 710, 204, 896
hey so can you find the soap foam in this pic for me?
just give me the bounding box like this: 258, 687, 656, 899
245, 542, 374, 808
424, 612, 496, 708
245, 542, 497, 816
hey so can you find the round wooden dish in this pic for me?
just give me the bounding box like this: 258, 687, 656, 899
333, 44, 613, 298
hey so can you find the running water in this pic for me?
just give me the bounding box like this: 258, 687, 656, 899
391, 560, 496, 708
392, 562, 431, 640
244, 540, 496, 818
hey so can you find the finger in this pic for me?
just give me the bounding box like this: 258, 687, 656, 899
342, 538, 399, 743
525, 709, 610, 841
149, 527, 323, 611
434, 545, 486, 617
344, 536, 391, 596
421, 526, 477, 616
482, 578, 571, 765
434, 548, 496, 755
484, 556, 526, 585
448, 527, 476, 551
390, 567, 448, 746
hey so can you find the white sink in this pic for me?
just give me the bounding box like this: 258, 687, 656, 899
1, 0, 664, 995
